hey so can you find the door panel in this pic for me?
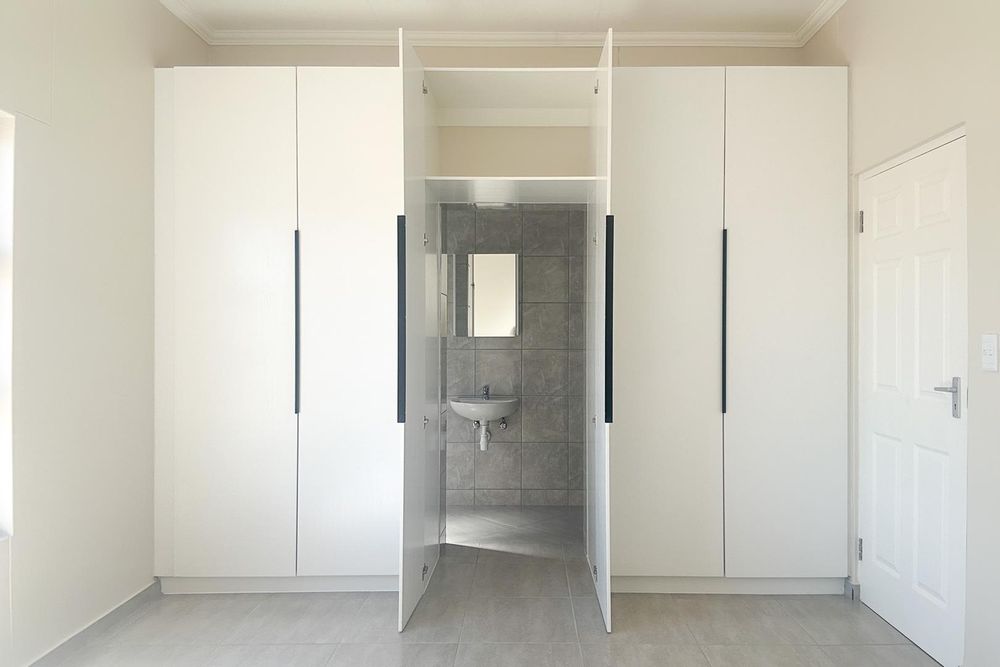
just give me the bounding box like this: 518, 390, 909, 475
164, 67, 298, 576
859, 137, 967, 667
586, 28, 613, 633
609, 67, 725, 579
296, 67, 404, 577
723, 67, 848, 578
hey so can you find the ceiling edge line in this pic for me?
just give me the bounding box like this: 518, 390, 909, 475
794, 0, 847, 46
159, 0, 216, 44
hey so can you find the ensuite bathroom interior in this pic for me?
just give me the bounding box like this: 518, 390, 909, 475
441, 202, 589, 559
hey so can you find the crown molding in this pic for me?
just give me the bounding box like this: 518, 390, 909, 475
161, 1, 845, 49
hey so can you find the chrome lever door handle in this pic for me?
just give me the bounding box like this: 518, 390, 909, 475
934, 377, 962, 418
933, 385, 958, 393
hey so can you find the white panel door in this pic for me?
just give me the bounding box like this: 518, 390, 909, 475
859, 137, 967, 667
398, 29, 439, 631
610, 67, 725, 578
296, 67, 404, 577
724, 67, 848, 578
163, 67, 298, 576
586, 28, 613, 632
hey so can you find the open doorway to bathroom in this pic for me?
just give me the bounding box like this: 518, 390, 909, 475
440, 201, 590, 575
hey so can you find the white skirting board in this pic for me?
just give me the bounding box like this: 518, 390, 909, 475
159, 575, 398, 595
611, 577, 847, 595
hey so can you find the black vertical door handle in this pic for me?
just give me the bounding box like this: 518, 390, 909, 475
722, 228, 728, 415
397, 215, 406, 424
605, 215, 614, 424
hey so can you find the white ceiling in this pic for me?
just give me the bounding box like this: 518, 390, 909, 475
160, 0, 846, 47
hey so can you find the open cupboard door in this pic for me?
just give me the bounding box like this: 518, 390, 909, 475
398, 29, 441, 632
586, 28, 613, 633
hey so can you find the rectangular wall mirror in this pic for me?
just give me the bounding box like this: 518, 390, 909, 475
449, 253, 518, 338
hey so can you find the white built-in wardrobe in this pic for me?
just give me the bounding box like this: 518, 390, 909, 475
154, 36, 848, 633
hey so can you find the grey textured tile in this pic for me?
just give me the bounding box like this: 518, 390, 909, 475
523, 490, 569, 506
569, 303, 586, 349
522, 443, 568, 489
440, 543, 480, 562
523, 207, 569, 256
569, 256, 586, 302
475, 334, 521, 350
523, 257, 569, 302
472, 556, 570, 597
523, 396, 568, 442
568, 209, 588, 256
447, 349, 476, 396
443, 204, 475, 254
475, 350, 522, 396
675, 595, 814, 646
778, 596, 910, 645
583, 645, 710, 667
476, 207, 522, 253
107, 594, 265, 646
575, 594, 696, 645
212, 645, 338, 667
425, 560, 476, 599
568, 351, 586, 396
462, 597, 577, 642
349, 592, 466, 643
567, 560, 595, 596
488, 406, 522, 443
818, 645, 936, 667
476, 489, 522, 506
475, 442, 521, 489
569, 396, 586, 443
446, 489, 475, 506
478, 527, 568, 561
568, 444, 585, 489
702, 645, 834, 667
522, 350, 569, 395
447, 442, 475, 490
227, 593, 368, 644
523, 303, 569, 349
456, 643, 583, 667
446, 403, 476, 443
40, 645, 220, 667
330, 643, 459, 667
567, 490, 586, 506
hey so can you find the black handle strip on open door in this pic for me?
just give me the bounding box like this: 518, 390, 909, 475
397, 215, 406, 424
722, 228, 728, 414
294, 230, 301, 415
605, 215, 614, 424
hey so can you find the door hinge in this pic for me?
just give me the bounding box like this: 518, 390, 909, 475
858, 538, 864, 561
422, 80, 428, 95
859, 211, 865, 233
423, 232, 429, 246
422, 563, 429, 580
592, 564, 598, 578
594, 80, 599, 95
422, 415, 429, 429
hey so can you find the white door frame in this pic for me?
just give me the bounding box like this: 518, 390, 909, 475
854, 126, 968, 664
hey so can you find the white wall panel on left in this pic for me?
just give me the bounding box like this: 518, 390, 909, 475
156, 67, 298, 577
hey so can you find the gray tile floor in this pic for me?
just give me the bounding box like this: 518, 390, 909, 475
37, 506, 937, 666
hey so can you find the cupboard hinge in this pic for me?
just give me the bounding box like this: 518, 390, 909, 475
422, 563, 429, 580
859, 211, 865, 233
422, 415, 429, 429
858, 537, 864, 561
422, 80, 428, 95
592, 564, 598, 578
594, 80, 599, 95
423, 232, 429, 246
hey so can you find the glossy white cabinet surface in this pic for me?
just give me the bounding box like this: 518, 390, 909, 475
156, 67, 298, 577
723, 67, 848, 578
296, 67, 404, 578
610, 67, 726, 578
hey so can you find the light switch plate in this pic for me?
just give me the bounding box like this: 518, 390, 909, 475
982, 334, 999, 372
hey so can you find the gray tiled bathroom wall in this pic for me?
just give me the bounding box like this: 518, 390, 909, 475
443, 204, 588, 507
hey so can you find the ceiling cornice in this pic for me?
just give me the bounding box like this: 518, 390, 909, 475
161, 0, 847, 49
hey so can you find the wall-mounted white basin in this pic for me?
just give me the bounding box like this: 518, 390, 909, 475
450, 396, 520, 423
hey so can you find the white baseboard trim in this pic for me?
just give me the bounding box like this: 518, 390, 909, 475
159, 575, 398, 595
611, 576, 846, 595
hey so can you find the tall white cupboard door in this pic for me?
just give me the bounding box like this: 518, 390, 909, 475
156, 67, 298, 577
586, 28, 613, 632
398, 30, 439, 631
724, 67, 848, 578
610, 67, 725, 578
296, 68, 404, 577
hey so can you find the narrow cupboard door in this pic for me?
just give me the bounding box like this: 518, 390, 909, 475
724, 67, 848, 578
161, 67, 298, 577
610, 67, 725, 578
296, 67, 404, 577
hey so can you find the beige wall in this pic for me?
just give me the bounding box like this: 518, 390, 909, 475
802, 3, 1000, 665
0, 1, 209, 664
